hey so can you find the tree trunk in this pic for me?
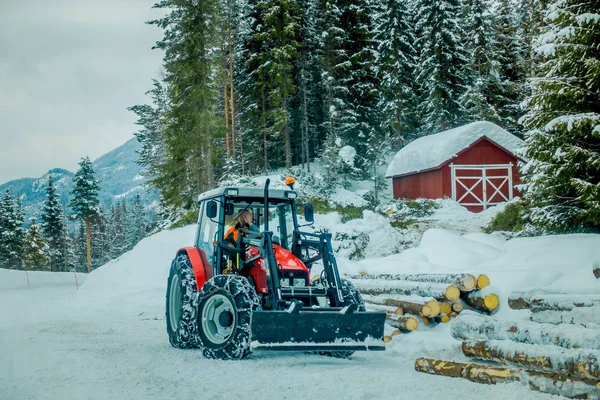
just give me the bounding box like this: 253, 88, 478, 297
351, 278, 460, 301
415, 358, 600, 399
363, 295, 440, 317
451, 311, 600, 350
463, 290, 499, 312
262, 90, 268, 173
228, 22, 236, 159
386, 314, 419, 332
508, 292, 600, 312
85, 216, 91, 274
352, 273, 476, 292
461, 339, 600, 381
223, 50, 230, 157
530, 308, 600, 329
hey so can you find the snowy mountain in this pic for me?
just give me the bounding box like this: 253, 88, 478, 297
0, 138, 158, 218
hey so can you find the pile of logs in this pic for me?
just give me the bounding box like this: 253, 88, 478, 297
414, 265, 600, 399
349, 273, 500, 341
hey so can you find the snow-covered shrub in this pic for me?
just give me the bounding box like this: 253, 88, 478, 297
483, 199, 528, 234
333, 231, 370, 260
386, 199, 440, 228
279, 167, 336, 199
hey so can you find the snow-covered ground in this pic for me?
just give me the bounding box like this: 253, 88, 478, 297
2, 219, 599, 399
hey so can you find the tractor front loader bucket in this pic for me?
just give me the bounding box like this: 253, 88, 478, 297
250, 307, 386, 352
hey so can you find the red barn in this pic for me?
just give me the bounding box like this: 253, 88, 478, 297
386, 121, 525, 212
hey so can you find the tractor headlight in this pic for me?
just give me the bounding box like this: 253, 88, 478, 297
226, 189, 239, 196
285, 191, 297, 199
280, 279, 290, 287
293, 278, 306, 287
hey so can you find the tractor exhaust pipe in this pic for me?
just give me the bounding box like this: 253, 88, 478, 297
264, 178, 270, 232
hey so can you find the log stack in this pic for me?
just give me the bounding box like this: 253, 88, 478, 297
414, 310, 600, 398
350, 273, 500, 339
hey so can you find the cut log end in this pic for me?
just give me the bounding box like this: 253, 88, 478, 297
394, 308, 404, 316
452, 301, 464, 313
477, 274, 491, 289
422, 305, 432, 317
391, 329, 402, 337
384, 335, 392, 343
440, 315, 450, 323
462, 275, 477, 291
440, 302, 452, 315
445, 285, 461, 301
405, 317, 419, 331
484, 294, 500, 310
426, 300, 441, 317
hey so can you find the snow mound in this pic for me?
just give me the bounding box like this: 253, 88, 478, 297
79, 225, 196, 305
386, 121, 523, 177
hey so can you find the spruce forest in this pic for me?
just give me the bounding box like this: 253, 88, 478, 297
132, 0, 600, 232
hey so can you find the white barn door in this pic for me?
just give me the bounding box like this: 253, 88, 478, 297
450, 164, 514, 211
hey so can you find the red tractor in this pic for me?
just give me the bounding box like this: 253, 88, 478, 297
166, 179, 385, 359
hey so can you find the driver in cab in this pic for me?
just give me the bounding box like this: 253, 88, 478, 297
224, 210, 259, 246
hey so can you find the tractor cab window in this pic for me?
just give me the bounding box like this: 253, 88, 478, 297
268, 202, 295, 249
197, 199, 221, 265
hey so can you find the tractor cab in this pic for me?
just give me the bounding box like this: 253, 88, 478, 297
166, 179, 386, 359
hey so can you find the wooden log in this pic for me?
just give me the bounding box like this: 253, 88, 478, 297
508, 292, 600, 312
391, 329, 402, 337
364, 302, 404, 315
464, 291, 499, 311
425, 300, 441, 317
363, 295, 435, 317
415, 358, 600, 399
452, 300, 464, 313
383, 335, 392, 343
415, 357, 520, 384
440, 302, 452, 315
462, 339, 600, 380
351, 273, 477, 292
386, 314, 419, 331
594, 265, 600, 279
451, 311, 600, 350
477, 274, 490, 289
531, 308, 600, 329
351, 279, 460, 301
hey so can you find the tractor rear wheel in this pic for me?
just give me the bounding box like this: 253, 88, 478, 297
313, 278, 366, 358
166, 254, 199, 349
194, 275, 260, 360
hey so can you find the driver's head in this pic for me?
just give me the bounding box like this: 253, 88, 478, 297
237, 210, 253, 227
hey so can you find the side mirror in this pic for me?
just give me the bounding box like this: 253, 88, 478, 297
304, 204, 314, 223
206, 200, 218, 219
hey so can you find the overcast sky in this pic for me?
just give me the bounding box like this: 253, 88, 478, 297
0, 0, 164, 184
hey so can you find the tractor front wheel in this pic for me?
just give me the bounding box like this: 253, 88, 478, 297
166, 254, 199, 349
194, 275, 259, 360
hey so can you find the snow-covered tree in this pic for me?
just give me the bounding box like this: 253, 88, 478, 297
460, 0, 503, 123
129, 195, 147, 247
40, 177, 66, 272
129, 78, 169, 180
519, 0, 600, 232
374, 0, 418, 146
23, 219, 49, 270
69, 157, 101, 273
414, 0, 469, 133
0, 190, 26, 269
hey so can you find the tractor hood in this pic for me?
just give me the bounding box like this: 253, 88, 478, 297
273, 244, 308, 273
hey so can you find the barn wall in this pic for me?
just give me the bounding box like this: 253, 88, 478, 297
392, 169, 444, 199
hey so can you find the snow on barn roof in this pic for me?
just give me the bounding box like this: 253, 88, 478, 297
385, 121, 523, 178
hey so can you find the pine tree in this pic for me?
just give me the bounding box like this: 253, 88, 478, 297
23, 219, 49, 270
414, 0, 469, 133
149, 0, 224, 209
129, 78, 169, 180
75, 222, 87, 272
374, 0, 418, 146
69, 157, 101, 273
460, 0, 503, 123
520, 0, 600, 232
129, 195, 147, 247
0, 190, 25, 269
40, 177, 67, 272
